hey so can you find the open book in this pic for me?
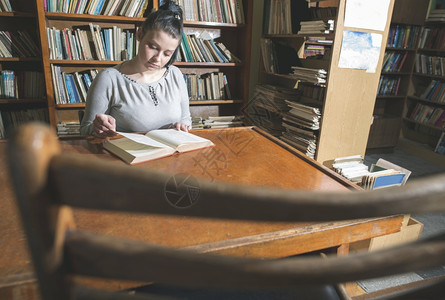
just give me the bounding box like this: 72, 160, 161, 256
103, 129, 215, 165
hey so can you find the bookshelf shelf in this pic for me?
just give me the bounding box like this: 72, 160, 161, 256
367, 0, 431, 151
403, 117, 445, 132
0, 12, 35, 18
407, 95, 445, 106
189, 100, 243, 105
0, 99, 47, 104
174, 62, 240, 67
0, 57, 41, 62
183, 20, 243, 28
413, 73, 445, 80
50, 60, 122, 66
45, 12, 146, 23
376, 95, 406, 100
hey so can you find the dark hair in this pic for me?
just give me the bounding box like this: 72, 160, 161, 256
141, 0, 183, 67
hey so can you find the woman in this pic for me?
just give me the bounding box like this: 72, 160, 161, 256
80, 0, 191, 137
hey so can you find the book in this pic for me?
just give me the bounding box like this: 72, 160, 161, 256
103, 129, 215, 165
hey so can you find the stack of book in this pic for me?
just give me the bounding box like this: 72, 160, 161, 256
361, 159, 411, 190
427, 9, 445, 22
297, 20, 334, 35
247, 84, 302, 137
57, 122, 81, 137
332, 156, 411, 188
280, 101, 321, 159
191, 116, 243, 130
290, 66, 327, 85
332, 155, 369, 184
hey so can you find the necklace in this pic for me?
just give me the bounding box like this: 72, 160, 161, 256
149, 86, 158, 106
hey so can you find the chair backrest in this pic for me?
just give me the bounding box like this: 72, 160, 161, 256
7, 122, 445, 300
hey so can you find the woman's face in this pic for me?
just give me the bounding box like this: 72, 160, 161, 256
136, 28, 180, 70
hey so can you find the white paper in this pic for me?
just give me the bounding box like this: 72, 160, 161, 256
344, 0, 390, 31
117, 132, 167, 148
338, 30, 382, 73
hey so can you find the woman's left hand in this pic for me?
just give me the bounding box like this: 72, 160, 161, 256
173, 122, 191, 132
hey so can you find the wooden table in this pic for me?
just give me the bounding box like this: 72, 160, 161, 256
0, 127, 404, 299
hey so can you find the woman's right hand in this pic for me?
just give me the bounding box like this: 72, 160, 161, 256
93, 114, 117, 138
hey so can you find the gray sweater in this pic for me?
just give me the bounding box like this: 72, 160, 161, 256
80, 64, 191, 135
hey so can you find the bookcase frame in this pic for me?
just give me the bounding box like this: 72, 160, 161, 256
367, 0, 430, 152
31, 0, 252, 130
0, 0, 48, 138
257, 0, 395, 166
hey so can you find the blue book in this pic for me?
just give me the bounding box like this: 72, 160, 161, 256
373, 173, 406, 189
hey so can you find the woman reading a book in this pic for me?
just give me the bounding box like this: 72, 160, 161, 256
80, 0, 191, 138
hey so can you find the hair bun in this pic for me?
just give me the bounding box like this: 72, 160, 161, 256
159, 0, 183, 19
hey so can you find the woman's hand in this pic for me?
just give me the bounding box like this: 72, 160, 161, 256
173, 122, 191, 132
93, 114, 117, 138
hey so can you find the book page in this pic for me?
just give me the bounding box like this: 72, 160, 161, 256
118, 132, 171, 148
146, 129, 213, 150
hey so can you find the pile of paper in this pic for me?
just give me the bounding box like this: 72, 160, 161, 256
280, 101, 321, 159
290, 66, 327, 85
297, 20, 334, 35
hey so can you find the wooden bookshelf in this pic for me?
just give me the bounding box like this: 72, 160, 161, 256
367, 0, 431, 151
256, 0, 395, 166
0, 0, 48, 139
400, 0, 445, 153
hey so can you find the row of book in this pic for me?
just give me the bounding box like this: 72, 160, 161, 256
44, 0, 148, 17
172, 0, 245, 24
377, 75, 401, 96
0, 70, 45, 99
0, 30, 41, 58
419, 80, 445, 103
263, 0, 310, 34
297, 20, 334, 35
301, 83, 325, 102
178, 32, 240, 63
0, 0, 12, 12
47, 24, 137, 61
387, 24, 420, 49
382, 51, 408, 72
409, 103, 445, 129
308, 6, 337, 20
417, 26, 445, 50
0, 108, 49, 139
51, 66, 98, 104
414, 54, 445, 77
183, 71, 231, 101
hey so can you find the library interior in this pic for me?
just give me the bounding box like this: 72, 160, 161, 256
1, 0, 445, 299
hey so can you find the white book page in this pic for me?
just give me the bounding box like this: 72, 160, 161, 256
146, 129, 210, 149
118, 132, 170, 148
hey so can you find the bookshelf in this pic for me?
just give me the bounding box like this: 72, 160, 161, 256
0, 0, 48, 139
255, 0, 395, 166
367, 0, 430, 151
22, 0, 252, 136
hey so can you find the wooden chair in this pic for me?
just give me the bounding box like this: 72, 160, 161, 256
7, 122, 445, 300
